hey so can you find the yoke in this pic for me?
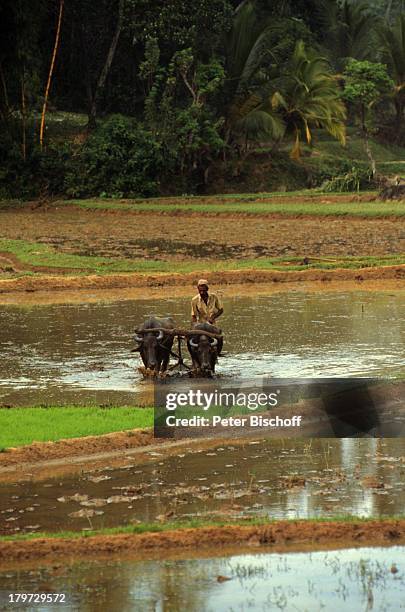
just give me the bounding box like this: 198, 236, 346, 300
134, 327, 224, 373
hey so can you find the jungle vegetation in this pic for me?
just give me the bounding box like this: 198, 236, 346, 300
1, 0, 405, 198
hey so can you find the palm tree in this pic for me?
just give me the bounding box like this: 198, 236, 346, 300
317, 0, 377, 69
224, 3, 346, 156
379, 14, 405, 133
225, 0, 286, 143
272, 41, 346, 158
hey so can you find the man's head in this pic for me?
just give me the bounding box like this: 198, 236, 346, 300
197, 279, 209, 296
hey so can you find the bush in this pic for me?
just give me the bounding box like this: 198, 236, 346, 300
321, 166, 375, 192
64, 115, 163, 198
0, 124, 38, 199
304, 155, 375, 190
0, 118, 72, 199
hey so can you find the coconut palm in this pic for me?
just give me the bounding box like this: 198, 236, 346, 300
272, 41, 346, 158
225, 0, 286, 143
224, 3, 346, 155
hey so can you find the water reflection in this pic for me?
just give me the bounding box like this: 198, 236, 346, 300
1, 439, 404, 535
0, 290, 404, 405
0, 546, 404, 611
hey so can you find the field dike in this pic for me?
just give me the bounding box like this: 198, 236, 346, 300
0, 264, 405, 295
0, 429, 155, 469
0, 520, 404, 565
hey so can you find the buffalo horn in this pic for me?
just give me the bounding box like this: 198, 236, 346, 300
134, 334, 143, 343
189, 337, 199, 348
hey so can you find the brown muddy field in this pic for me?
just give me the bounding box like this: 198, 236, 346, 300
1, 520, 405, 565
1, 205, 404, 261
0, 203, 404, 292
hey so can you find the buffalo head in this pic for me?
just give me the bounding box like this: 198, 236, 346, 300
134, 317, 175, 375
134, 329, 164, 372
188, 326, 221, 376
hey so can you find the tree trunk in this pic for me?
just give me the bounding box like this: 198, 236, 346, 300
395, 97, 404, 137
385, 0, 394, 23
88, 0, 125, 129
21, 74, 26, 161
39, 0, 64, 150
363, 130, 376, 178
0, 60, 10, 120
360, 104, 376, 177
79, 23, 94, 114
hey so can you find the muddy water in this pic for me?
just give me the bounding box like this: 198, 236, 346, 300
0, 290, 404, 405
0, 546, 404, 610
1, 438, 404, 535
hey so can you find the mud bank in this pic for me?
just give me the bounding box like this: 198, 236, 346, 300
1, 520, 404, 565
0, 265, 404, 295
0, 431, 241, 483
0, 429, 155, 469
1, 279, 404, 306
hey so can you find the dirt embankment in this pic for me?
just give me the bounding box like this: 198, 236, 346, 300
1, 264, 405, 294
1, 520, 404, 564
0, 430, 242, 483
0, 429, 155, 469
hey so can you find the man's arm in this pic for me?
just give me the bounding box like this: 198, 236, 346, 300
191, 298, 198, 324
209, 295, 223, 324
209, 308, 223, 323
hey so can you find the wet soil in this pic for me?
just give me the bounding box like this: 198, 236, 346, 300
2, 198, 404, 264
1, 265, 404, 294
0, 429, 155, 469
0, 520, 405, 564
0, 205, 404, 271
0, 279, 403, 306
1, 439, 404, 537
0, 436, 239, 484
1, 265, 405, 296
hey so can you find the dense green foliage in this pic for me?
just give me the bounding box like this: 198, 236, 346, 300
343, 60, 394, 120
65, 116, 163, 197
1, 0, 404, 198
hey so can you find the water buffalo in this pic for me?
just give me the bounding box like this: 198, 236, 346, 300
187, 322, 223, 376
134, 316, 175, 375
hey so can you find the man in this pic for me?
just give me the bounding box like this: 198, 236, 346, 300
191, 279, 223, 325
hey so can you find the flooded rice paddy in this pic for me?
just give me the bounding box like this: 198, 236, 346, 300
1, 438, 404, 535
0, 289, 404, 609
0, 546, 404, 610
0, 289, 404, 405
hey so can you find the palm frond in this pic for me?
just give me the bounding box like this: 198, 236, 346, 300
234, 108, 285, 141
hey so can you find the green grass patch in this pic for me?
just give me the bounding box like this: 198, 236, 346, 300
1, 515, 404, 543
0, 238, 404, 277
64, 196, 405, 218
0, 406, 153, 449
300, 132, 405, 163
0, 239, 178, 273
234, 254, 405, 270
